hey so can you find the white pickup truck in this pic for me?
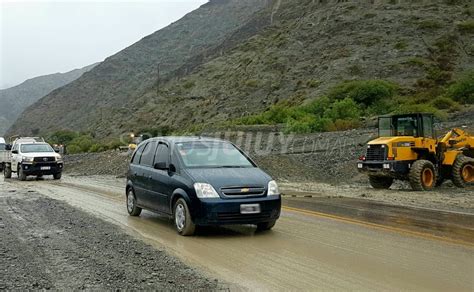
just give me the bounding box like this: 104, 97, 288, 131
3, 137, 64, 180
0, 137, 8, 172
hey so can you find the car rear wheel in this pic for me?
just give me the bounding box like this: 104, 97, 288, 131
257, 220, 276, 231
126, 189, 142, 216
174, 198, 195, 236
18, 166, 27, 181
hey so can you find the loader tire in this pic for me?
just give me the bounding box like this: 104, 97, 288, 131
409, 160, 436, 191
369, 176, 393, 189
452, 155, 474, 188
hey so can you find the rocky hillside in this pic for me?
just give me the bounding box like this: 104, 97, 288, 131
0, 64, 96, 135
9, 0, 473, 138
8, 0, 270, 137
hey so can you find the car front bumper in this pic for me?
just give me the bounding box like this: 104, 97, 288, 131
192, 196, 281, 226
21, 162, 64, 175
357, 160, 413, 178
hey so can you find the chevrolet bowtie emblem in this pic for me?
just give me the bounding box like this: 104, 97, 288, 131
241, 188, 250, 193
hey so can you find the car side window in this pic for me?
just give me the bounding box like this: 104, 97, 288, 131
12, 144, 18, 152
140, 141, 157, 167
154, 143, 170, 165
131, 143, 146, 165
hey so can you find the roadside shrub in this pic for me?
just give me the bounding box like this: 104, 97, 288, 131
431, 96, 459, 110
324, 98, 361, 120
48, 130, 79, 145
447, 70, 474, 104
89, 144, 106, 153
182, 80, 196, 89
418, 20, 442, 30
457, 20, 474, 33
328, 80, 397, 107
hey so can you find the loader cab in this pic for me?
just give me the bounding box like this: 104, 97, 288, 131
378, 113, 435, 139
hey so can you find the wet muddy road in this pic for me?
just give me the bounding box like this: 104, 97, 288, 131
3, 176, 474, 291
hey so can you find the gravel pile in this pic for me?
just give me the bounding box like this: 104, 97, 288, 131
0, 188, 222, 290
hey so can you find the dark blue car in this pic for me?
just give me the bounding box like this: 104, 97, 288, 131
126, 137, 281, 236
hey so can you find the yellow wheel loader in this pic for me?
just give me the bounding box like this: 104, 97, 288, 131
358, 113, 473, 191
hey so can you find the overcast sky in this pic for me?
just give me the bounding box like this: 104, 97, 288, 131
0, 0, 207, 89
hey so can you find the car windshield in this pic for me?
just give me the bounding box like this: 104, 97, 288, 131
20, 144, 54, 153
176, 141, 254, 168
0, 143, 5, 151
379, 116, 419, 137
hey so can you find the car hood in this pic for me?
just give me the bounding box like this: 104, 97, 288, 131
21, 152, 60, 158
184, 167, 272, 189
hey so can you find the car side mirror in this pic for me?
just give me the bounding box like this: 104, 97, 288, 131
154, 162, 168, 170
5, 144, 12, 151
169, 163, 176, 173
54, 149, 60, 153
11, 149, 18, 154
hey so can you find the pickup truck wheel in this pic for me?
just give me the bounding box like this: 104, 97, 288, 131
4, 165, 12, 179
18, 166, 27, 181
53, 173, 62, 180
174, 198, 195, 236
126, 189, 142, 216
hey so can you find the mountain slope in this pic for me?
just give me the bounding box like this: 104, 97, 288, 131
10, 0, 473, 138
8, 0, 269, 137
0, 63, 97, 135
126, 0, 473, 131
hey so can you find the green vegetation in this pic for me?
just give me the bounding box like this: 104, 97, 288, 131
230, 73, 472, 134
457, 20, 474, 33
418, 20, 442, 30
446, 70, 474, 104
47, 130, 123, 154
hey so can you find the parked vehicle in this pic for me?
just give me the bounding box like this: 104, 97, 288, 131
126, 137, 281, 236
358, 113, 473, 191
3, 137, 64, 180
0, 137, 8, 172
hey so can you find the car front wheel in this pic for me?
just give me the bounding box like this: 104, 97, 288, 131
126, 189, 142, 216
174, 198, 195, 236
257, 220, 276, 231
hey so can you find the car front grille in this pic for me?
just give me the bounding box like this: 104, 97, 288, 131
217, 211, 272, 221
220, 186, 266, 197
34, 157, 55, 162
366, 145, 387, 161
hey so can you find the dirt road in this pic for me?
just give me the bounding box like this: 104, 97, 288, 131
2, 175, 472, 291
0, 178, 220, 290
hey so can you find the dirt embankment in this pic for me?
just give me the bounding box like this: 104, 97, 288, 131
64, 110, 474, 185
0, 180, 222, 290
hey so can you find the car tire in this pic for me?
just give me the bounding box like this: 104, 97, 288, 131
368, 176, 393, 189
53, 173, 62, 180
18, 166, 27, 181
126, 189, 142, 216
409, 160, 436, 191
452, 155, 474, 188
174, 198, 195, 236
257, 220, 276, 231
4, 165, 12, 179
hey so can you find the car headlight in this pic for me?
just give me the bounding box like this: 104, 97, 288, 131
55, 156, 63, 162
194, 183, 219, 199
268, 180, 280, 196
22, 156, 34, 162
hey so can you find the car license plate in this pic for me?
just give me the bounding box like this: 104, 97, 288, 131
40, 166, 51, 170
240, 204, 261, 214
